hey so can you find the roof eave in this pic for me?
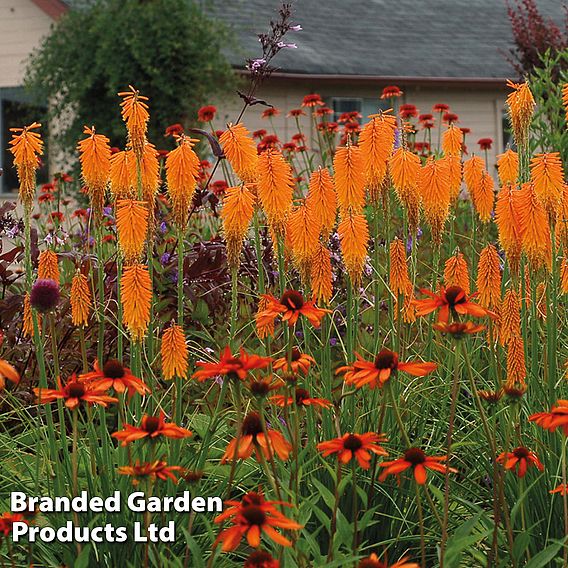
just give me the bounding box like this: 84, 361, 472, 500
31, 0, 69, 20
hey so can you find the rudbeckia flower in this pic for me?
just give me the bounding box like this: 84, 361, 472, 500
214, 492, 302, 551
379, 447, 456, 484
337, 348, 436, 390
271, 388, 331, 409
222, 412, 292, 462
529, 400, 568, 435
550, 484, 568, 495
112, 411, 192, 446
273, 348, 315, 375
414, 286, 490, 323
0, 513, 27, 538
432, 321, 485, 338
118, 460, 183, 485
244, 550, 280, 567
497, 447, 544, 478
34, 375, 117, 410
256, 290, 331, 336
317, 432, 388, 469
0, 359, 19, 390
192, 347, 272, 382
358, 553, 419, 568
80, 359, 150, 397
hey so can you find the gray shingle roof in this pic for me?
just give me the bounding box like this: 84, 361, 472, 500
211, 0, 565, 79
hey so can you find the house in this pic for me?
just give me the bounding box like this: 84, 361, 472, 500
0, 0, 564, 193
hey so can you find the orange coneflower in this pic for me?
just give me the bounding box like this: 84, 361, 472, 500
222, 411, 292, 462
476, 244, 502, 309
160, 323, 188, 380
37, 250, 59, 284
257, 148, 294, 234
359, 112, 397, 201
109, 149, 135, 199
247, 376, 284, 398
337, 348, 436, 390
443, 251, 470, 294
389, 238, 412, 297
112, 411, 192, 446
338, 210, 369, 285
34, 374, 117, 410
442, 124, 463, 156
432, 321, 485, 338
244, 550, 280, 568
70, 271, 92, 327
497, 148, 519, 185
121, 264, 152, 341
9, 122, 43, 210
379, 447, 456, 484
219, 123, 258, 183
389, 147, 421, 232
506, 336, 526, 385
530, 152, 564, 216
530, 400, 568, 435
357, 553, 419, 568
221, 184, 256, 269
214, 492, 302, 551
551, 484, 568, 495
306, 167, 337, 237
0, 359, 19, 391
310, 242, 333, 305
118, 86, 150, 159
271, 387, 331, 409
273, 348, 315, 375
287, 201, 320, 278
418, 156, 451, 247
334, 141, 366, 213
497, 447, 544, 478
193, 346, 272, 382
499, 287, 521, 346
317, 432, 388, 469
165, 134, 200, 229
517, 182, 551, 271
256, 290, 331, 334
414, 286, 489, 323
495, 183, 523, 273
80, 359, 150, 396
115, 199, 149, 262
118, 460, 183, 485
475, 171, 495, 223
78, 126, 111, 218
506, 80, 535, 146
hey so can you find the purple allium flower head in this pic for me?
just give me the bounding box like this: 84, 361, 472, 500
30, 279, 60, 312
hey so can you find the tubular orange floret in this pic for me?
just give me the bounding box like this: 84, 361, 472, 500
495, 183, 523, 274
121, 264, 152, 342
338, 210, 369, 286
418, 156, 451, 247
219, 123, 258, 183
78, 126, 111, 218
129, 141, 160, 203
9, 122, 43, 211
287, 201, 320, 279
556, 184, 568, 250
499, 287, 521, 346
476, 244, 502, 309
115, 199, 149, 263
563, 83, 568, 122
38, 250, 59, 284
166, 134, 200, 229
506, 336, 527, 385
23, 293, 38, 338
475, 171, 495, 223
463, 155, 484, 203
441, 153, 463, 202
443, 251, 470, 294
497, 148, 519, 185
256, 148, 294, 235
530, 152, 564, 216
221, 184, 256, 269
506, 80, 535, 147
389, 237, 412, 296
118, 85, 150, 159
517, 182, 551, 272
334, 141, 366, 213
161, 323, 188, 380
306, 167, 337, 237
70, 272, 92, 327
310, 242, 333, 305
389, 147, 421, 232
562, 258, 568, 294
359, 111, 397, 201
442, 124, 463, 156
110, 149, 135, 199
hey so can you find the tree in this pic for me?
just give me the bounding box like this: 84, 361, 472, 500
25, 0, 236, 151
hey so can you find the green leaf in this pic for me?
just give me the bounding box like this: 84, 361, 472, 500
525, 540, 566, 568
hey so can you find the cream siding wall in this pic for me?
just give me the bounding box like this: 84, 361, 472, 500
0, 0, 53, 88
211, 78, 508, 177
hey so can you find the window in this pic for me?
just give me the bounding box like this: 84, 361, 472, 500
0, 88, 48, 193
328, 96, 391, 124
